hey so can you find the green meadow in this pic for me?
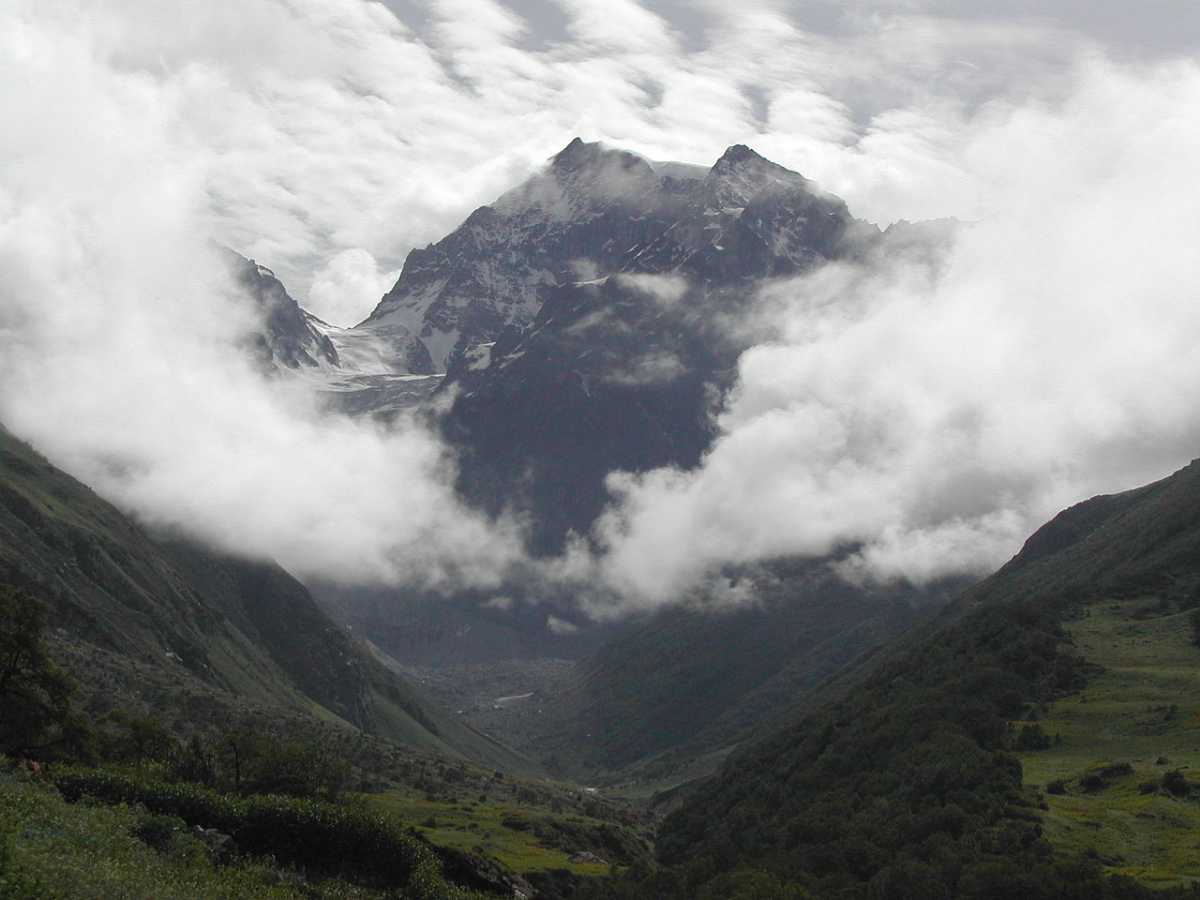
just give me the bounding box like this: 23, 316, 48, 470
1019, 597, 1200, 888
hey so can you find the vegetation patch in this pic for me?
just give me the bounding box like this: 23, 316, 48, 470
50, 767, 493, 896
1018, 597, 1200, 889
370, 791, 648, 877
0, 768, 387, 899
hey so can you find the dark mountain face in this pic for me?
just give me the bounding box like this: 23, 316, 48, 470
434, 140, 881, 554
317, 142, 956, 683
494, 559, 962, 778
224, 250, 341, 371
237, 142, 966, 789
440, 277, 727, 553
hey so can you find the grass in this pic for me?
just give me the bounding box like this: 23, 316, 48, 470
370, 792, 617, 877
1018, 596, 1200, 888
0, 771, 380, 899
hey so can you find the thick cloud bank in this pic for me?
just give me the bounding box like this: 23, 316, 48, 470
590, 60, 1200, 607
3, 1, 1200, 613
0, 9, 521, 589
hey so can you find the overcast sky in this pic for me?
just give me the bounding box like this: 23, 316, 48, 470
4, 1, 1200, 611
264, 0, 1200, 323
11, 0, 1196, 328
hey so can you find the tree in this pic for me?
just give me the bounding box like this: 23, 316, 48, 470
0, 584, 74, 758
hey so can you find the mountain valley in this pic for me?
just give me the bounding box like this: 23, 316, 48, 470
3, 138, 1200, 900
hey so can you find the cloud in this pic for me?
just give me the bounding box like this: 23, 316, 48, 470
0, 9, 523, 590
4, 0, 1200, 613
601, 350, 687, 387
615, 273, 688, 306
7, 0, 1140, 312
583, 57, 1200, 608
546, 614, 580, 635
307, 248, 400, 327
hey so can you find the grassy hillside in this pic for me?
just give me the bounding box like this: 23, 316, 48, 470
545, 559, 954, 781
1017, 598, 1200, 887
0, 423, 531, 772
585, 459, 1200, 898
0, 763, 505, 899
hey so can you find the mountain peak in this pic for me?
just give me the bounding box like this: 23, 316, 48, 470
550, 136, 610, 170
716, 144, 765, 166
707, 143, 810, 207
557, 135, 586, 155
549, 137, 652, 179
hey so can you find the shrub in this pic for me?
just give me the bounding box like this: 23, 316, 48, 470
0, 585, 79, 760
163, 727, 351, 801
51, 768, 461, 892
1014, 723, 1052, 751
131, 813, 186, 853
1162, 770, 1191, 798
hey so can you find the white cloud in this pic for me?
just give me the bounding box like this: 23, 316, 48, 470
307, 248, 399, 327
615, 273, 688, 306
9, 0, 1126, 308
0, 9, 523, 591
4, 0, 1200, 611
546, 614, 580, 635
583, 58, 1200, 608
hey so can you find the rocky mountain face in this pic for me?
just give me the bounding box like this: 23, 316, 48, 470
433, 140, 884, 552
362, 138, 875, 374
222, 248, 444, 419
225, 250, 340, 371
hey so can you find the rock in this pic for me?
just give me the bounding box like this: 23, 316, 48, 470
193, 825, 236, 864
568, 851, 608, 866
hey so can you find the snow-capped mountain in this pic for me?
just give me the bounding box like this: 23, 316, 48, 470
236, 140, 950, 544
359, 138, 873, 373
266, 139, 956, 679
223, 249, 444, 417
433, 141, 886, 552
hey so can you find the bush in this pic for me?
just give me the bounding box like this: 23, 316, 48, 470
1014, 724, 1052, 751
0, 586, 80, 760
131, 813, 186, 853
164, 727, 351, 801
52, 768, 458, 892
1162, 770, 1191, 798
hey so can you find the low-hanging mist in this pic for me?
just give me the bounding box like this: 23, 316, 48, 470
5, 2, 1200, 618
583, 59, 1200, 610
0, 14, 523, 590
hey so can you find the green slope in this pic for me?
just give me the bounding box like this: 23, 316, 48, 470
1015, 597, 1200, 886
0, 423, 533, 773
542, 559, 954, 783
594, 459, 1200, 899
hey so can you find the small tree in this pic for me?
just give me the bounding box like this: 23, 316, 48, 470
0, 585, 76, 758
